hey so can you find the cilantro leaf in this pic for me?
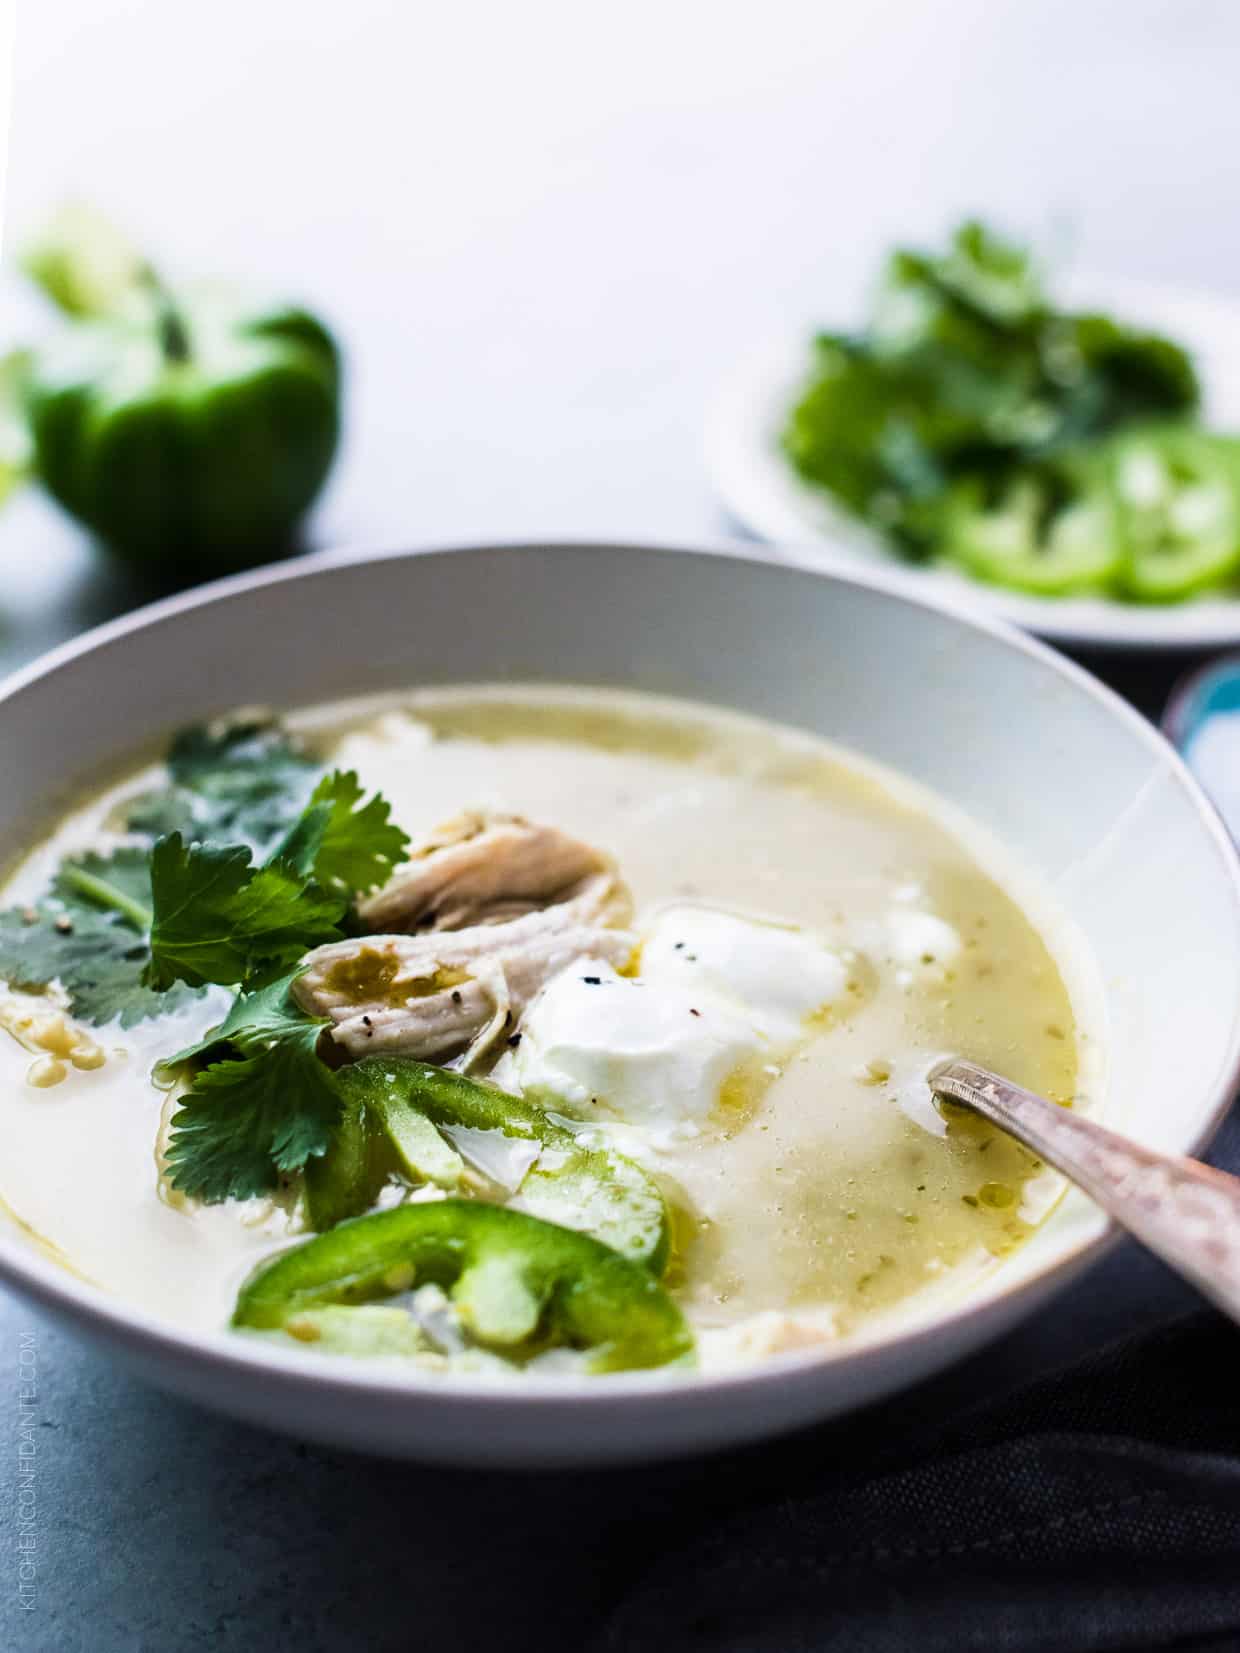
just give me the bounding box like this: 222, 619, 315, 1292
0, 708, 408, 1053
122, 788, 198, 842
272, 769, 410, 895
163, 975, 340, 1202
52, 847, 154, 928
126, 719, 320, 851
143, 834, 345, 992
0, 847, 202, 1027
157, 970, 319, 1072
142, 764, 408, 994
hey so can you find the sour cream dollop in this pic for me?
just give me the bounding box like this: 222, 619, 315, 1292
505, 906, 849, 1132
641, 905, 849, 1040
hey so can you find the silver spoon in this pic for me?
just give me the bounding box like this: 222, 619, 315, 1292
929, 1057, 1240, 1324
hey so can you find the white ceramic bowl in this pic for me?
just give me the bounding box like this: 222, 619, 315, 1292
2, 541, 1239, 1466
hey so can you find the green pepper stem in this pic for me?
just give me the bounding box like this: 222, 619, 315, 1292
138, 265, 191, 364
58, 866, 152, 934
156, 301, 191, 364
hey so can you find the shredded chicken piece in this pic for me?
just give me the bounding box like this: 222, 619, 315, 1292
299, 812, 635, 1063
295, 895, 636, 1063
357, 811, 632, 933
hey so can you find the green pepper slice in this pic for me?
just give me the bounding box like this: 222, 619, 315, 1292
939, 460, 1121, 595
1108, 425, 1240, 601
304, 1081, 465, 1234
233, 1201, 693, 1373
308, 1058, 672, 1274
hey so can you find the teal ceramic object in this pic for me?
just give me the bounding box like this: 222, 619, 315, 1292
1167, 657, 1240, 837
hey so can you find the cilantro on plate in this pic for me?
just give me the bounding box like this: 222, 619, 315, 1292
780, 219, 1236, 602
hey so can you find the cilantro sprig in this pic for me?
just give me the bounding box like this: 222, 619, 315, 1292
142, 836, 345, 991
143, 768, 408, 992
0, 715, 412, 1205
161, 972, 340, 1202
279, 769, 410, 895
144, 752, 410, 1200
125, 719, 321, 851
0, 718, 408, 1033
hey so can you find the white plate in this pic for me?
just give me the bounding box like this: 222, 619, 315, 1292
707, 279, 1240, 649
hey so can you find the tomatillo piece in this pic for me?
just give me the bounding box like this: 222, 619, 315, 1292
232, 1201, 694, 1373
940, 463, 1121, 595
312, 1058, 672, 1273
1108, 425, 1240, 602
22, 213, 339, 574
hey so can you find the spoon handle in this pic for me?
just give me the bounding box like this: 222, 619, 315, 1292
930, 1057, 1240, 1324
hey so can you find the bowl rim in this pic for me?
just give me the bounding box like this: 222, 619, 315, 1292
2, 535, 1239, 1410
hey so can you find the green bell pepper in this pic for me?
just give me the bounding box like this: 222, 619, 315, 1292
1107, 424, 1240, 601
233, 1201, 693, 1373
21, 209, 340, 574
307, 1058, 672, 1273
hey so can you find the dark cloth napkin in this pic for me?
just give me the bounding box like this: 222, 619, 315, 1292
594, 1107, 1240, 1653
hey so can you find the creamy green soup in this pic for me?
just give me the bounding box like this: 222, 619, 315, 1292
0, 686, 1094, 1374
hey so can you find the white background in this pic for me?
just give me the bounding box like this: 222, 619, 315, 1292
3, 0, 1240, 642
